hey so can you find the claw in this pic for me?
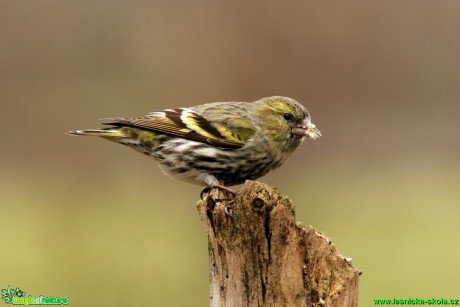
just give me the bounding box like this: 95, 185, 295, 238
200, 187, 211, 200
224, 198, 236, 216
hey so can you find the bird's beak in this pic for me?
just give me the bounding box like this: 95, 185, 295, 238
292, 122, 321, 140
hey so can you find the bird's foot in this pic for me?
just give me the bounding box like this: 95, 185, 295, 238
200, 184, 236, 201
200, 184, 237, 216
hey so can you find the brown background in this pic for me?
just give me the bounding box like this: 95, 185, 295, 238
1, 1, 459, 305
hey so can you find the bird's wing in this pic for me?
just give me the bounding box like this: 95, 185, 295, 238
101, 108, 253, 149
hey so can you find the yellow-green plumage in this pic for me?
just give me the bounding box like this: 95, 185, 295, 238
69, 96, 321, 188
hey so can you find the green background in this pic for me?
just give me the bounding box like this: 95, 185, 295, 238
1, 1, 459, 305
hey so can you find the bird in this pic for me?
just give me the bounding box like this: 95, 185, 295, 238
69, 96, 321, 197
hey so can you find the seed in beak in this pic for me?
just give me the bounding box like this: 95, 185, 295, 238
292, 124, 321, 140
306, 124, 321, 140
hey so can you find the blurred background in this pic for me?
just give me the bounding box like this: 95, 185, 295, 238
1, 1, 459, 305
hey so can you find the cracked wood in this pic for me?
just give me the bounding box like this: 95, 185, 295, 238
197, 180, 360, 307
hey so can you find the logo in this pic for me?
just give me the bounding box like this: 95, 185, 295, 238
1, 286, 68, 305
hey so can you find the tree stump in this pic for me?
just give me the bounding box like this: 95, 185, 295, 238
197, 180, 360, 307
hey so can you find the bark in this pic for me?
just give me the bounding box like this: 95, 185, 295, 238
197, 180, 360, 307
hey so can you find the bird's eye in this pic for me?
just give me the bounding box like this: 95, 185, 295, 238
283, 113, 294, 121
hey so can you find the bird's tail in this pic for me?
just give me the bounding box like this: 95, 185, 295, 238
68, 128, 126, 137
68, 127, 159, 156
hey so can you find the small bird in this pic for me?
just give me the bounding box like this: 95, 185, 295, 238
69, 96, 321, 195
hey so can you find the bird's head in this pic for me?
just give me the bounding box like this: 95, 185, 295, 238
255, 96, 321, 150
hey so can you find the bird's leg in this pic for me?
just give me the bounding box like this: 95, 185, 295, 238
201, 175, 236, 200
